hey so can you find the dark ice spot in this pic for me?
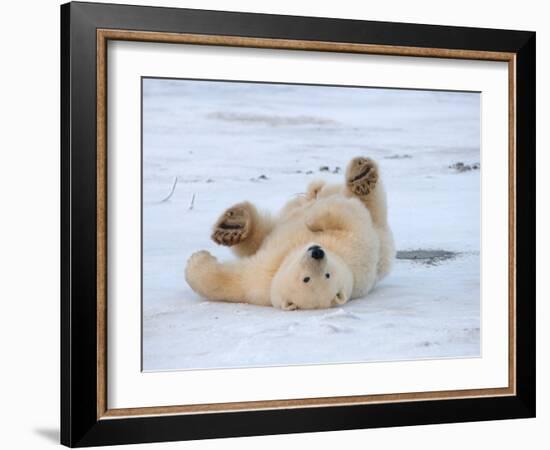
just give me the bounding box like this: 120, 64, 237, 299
332, 166, 341, 174
250, 174, 269, 182
463, 327, 480, 334
396, 249, 459, 266
205, 178, 214, 183
306, 170, 314, 175
449, 161, 480, 172
319, 166, 330, 172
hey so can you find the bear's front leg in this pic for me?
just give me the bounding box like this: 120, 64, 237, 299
211, 202, 275, 258
185, 251, 245, 303
211, 203, 253, 246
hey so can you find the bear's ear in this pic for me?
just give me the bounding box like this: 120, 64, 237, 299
333, 291, 348, 305
281, 299, 298, 311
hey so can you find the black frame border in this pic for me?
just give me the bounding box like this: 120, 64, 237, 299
61, 2, 535, 447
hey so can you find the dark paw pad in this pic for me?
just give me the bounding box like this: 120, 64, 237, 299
346, 157, 379, 196
211, 204, 252, 246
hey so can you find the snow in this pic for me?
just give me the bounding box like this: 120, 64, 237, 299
141, 78, 480, 371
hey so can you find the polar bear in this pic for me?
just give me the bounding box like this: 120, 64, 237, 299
185, 157, 395, 310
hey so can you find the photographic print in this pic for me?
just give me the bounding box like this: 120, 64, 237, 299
142, 78, 481, 371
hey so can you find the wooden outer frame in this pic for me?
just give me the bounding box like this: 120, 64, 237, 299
62, 1, 535, 447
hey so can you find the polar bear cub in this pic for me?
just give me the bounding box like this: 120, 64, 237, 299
185, 157, 395, 310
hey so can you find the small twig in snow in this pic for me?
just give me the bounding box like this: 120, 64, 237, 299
160, 177, 178, 203
188, 193, 196, 210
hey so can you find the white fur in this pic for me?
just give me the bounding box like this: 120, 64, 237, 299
185, 157, 395, 310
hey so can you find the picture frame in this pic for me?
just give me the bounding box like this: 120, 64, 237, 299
60, 1, 535, 447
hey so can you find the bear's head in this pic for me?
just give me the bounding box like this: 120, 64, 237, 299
270, 243, 354, 310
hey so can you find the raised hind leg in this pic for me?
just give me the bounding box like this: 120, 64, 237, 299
345, 156, 389, 228
345, 157, 395, 279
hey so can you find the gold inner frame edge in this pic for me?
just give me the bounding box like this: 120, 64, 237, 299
96, 29, 517, 420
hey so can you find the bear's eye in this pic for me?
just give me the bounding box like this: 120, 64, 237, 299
303, 276, 310, 283
325, 273, 330, 279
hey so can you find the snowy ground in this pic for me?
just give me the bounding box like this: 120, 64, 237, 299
142, 78, 480, 371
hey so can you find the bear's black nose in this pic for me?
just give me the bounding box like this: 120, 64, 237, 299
308, 245, 325, 260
